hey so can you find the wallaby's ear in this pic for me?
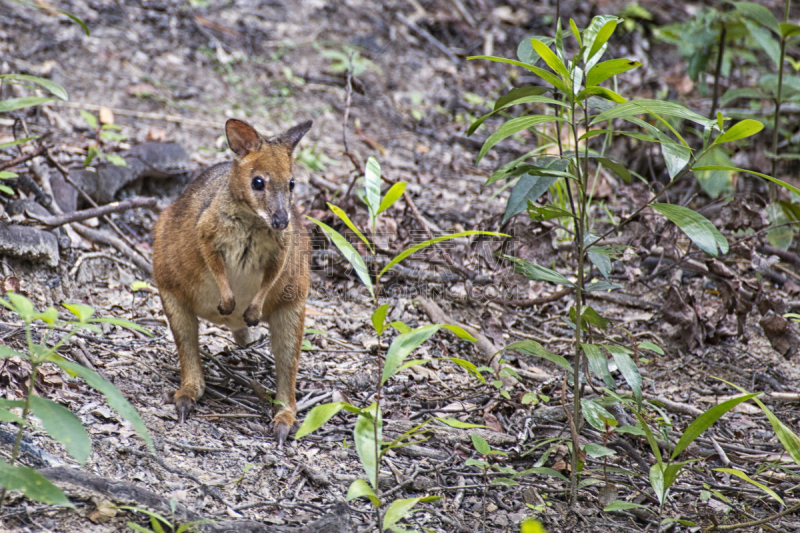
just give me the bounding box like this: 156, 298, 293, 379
226, 119, 262, 157
279, 120, 313, 152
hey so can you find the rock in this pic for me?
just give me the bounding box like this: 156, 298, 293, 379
0, 222, 59, 267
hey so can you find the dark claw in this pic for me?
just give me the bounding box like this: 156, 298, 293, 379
174, 395, 196, 424
273, 422, 290, 447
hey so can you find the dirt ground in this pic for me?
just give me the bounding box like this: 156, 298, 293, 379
1, 0, 800, 532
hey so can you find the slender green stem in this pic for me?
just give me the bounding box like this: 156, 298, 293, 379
769, 0, 791, 200
370, 224, 383, 532
709, 22, 727, 119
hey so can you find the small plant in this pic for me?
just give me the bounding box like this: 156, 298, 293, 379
297, 157, 503, 531
122, 504, 207, 533
79, 110, 128, 167
0, 293, 153, 509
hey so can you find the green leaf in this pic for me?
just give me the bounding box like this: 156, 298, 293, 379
0, 459, 73, 507
62, 302, 95, 322
633, 411, 662, 464
0, 96, 55, 113
604, 501, 652, 512
583, 15, 621, 67
501, 340, 573, 373
584, 443, 616, 458
0, 407, 25, 424
30, 395, 91, 464
380, 231, 506, 277
127, 523, 152, 533
295, 402, 351, 439
372, 304, 390, 336
476, 115, 562, 164
355, 403, 381, 489
693, 165, 800, 197
442, 325, 477, 342
346, 478, 380, 507
780, 23, 800, 38
503, 174, 558, 223
328, 203, 372, 253
586, 58, 641, 87
569, 19, 582, 46
742, 18, 781, 67
47, 356, 152, 450
587, 19, 618, 62
694, 148, 734, 199
650, 463, 666, 504
384, 497, 428, 530
467, 91, 564, 136
638, 341, 663, 355
105, 153, 127, 167
714, 119, 764, 144
582, 343, 615, 389
498, 254, 575, 287
364, 156, 381, 225
516, 35, 553, 64
308, 217, 374, 299
714, 467, 784, 505
720, 87, 769, 107
471, 434, 491, 455
436, 418, 487, 429
592, 99, 715, 129
80, 110, 98, 130
0, 74, 68, 100
651, 203, 728, 257
578, 86, 627, 103
378, 182, 406, 215
581, 398, 617, 431
605, 345, 641, 406
516, 466, 569, 482
382, 325, 441, 384
448, 357, 485, 384
6, 292, 36, 322
671, 393, 759, 460
0, 136, 38, 150
530, 39, 570, 80
0, 171, 18, 179
92, 317, 152, 336
660, 143, 691, 180
0, 345, 27, 359
733, 1, 781, 35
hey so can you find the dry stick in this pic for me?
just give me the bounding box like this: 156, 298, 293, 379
498, 287, 574, 308
342, 67, 364, 201
709, 500, 800, 531
0, 145, 46, 172
26, 197, 158, 228
50, 101, 219, 128
72, 224, 152, 275
397, 13, 459, 63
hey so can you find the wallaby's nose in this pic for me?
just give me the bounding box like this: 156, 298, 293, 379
272, 211, 289, 230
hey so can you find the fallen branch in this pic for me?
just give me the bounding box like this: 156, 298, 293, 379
72, 223, 152, 275
0, 145, 47, 172
26, 197, 158, 228
416, 296, 499, 366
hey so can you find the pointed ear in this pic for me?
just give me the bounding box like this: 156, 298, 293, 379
279, 120, 313, 151
226, 119, 262, 157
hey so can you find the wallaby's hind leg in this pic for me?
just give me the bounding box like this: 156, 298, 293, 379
161, 293, 203, 423
268, 303, 304, 445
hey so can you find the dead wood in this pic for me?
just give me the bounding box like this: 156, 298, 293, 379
40, 467, 354, 533
26, 197, 158, 227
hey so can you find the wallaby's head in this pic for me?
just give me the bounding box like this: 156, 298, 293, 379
225, 119, 312, 231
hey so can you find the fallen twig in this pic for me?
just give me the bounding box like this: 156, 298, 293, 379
72, 223, 152, 275
416, 296, 499, 366
0, 145, 47, 172
397, 13, 459, 63
27, 197, 158, 228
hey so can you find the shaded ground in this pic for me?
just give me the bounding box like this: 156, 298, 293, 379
1, 1, 800, 532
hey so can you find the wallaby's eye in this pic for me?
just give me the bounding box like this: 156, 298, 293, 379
289, 179, 295, 192
251, 176, 265, 191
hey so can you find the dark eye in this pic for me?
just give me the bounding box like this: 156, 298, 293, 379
289, 179, 295, 192
251, 176, 265, 191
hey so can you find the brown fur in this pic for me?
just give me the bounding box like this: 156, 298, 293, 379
152, 119, 312, 444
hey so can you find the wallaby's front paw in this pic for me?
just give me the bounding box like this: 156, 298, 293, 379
272, 410, 297, 446
218, 296, 235, 315
166, 391, 196, 423
244, 303, 261, 327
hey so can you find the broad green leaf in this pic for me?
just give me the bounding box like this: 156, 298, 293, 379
606, 345, 641, 406
0, 74, 67, 100
742, 18, 781, 67
0, 407, 24, 424
30, 396, 91, 464
516, 466, 569, 482
652, 203, 728, 257
308, 217, 374, 299
587, 19, 618, 61
0, 460, 73, 507
328, 203, 372, 252
0, 345, 27, 359
592, 99, 715, 128
364, 157, 381, 225
0, 136, 38, 150
442, 325, 477, 342
714, 119, 764, 144
660, 143, 691, 180
498, 254, 575, 287
0, 96, 54, 113
382, 325, 441, 384
5, 292, 36, 322
714, 467, 784, 505
127, 524, 152, 533
501, 340, 573, 373
583, 443, 616, 458
604, 501, 652, 512
582, 15, 621, 68
694, 148, 734, 199
295, 402, 351, 439
503, 174, 558, 223
528, 202, 575, 221
696, 166, 800, 197
633, 411, 662, 464
586, 58, 641, 87
582, 343, 615, 388
581, 398, 617, 431
471, 434, 491, 455
570, 19, 582, 46
638, 341, 664, 355
733, 2, 781, 35
355, 403, 381, 489
448, 357, 485, 383
378, 182, 406, 215
468, 93, 565, 136
780, 23, 800, 38
530, 39, 570, 80
0, 171, 18, 179
384, 497, 429, 529
436, 418, 487, 429
671, 394, 759, 460
62, 302, 95, 322
720, 87, 769, 107
372, 304, 390, 336
521, 518, 547, 533
380, 231, 506, 276
468, 55, 570, 94
346, 478, 380, 507
577, 86, 626, 103
650, 463, 666, 504
47, 356, 152, 450
92, 317, 152, 336
80, 110, 98, 130
477, 115, 562, 163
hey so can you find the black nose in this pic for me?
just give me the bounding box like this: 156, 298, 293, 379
272, 212, 289, 230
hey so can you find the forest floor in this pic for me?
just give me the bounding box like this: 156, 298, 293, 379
1, 0, 800, 532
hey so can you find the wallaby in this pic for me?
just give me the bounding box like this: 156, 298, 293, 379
152, 119, 312, 445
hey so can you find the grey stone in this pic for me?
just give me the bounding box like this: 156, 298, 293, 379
0, 222, 59, 267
